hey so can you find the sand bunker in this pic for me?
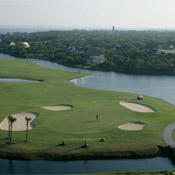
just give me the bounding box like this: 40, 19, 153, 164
118, 122, 147, 131
120, 101, 155, 113
0, 112, 39, 131
41, 105, 72, 111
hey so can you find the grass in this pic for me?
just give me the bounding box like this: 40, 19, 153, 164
0, 58, 174, 160
161, 49, 175, 54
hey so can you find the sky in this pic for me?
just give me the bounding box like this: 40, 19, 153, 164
0, 0, 175, 30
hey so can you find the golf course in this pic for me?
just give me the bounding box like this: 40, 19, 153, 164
0, 58, 175, 160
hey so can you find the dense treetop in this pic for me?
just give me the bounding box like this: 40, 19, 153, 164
1, 30, 175, 74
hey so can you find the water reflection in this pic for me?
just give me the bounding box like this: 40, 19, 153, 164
8, 160, 15, 174
76, 78, 82, 84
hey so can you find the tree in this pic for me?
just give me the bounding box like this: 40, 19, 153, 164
25, 117, 31, 142
9, 116, 16, 144
7, 115, 12, 139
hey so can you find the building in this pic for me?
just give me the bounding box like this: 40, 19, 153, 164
112, 26, 115, 32
9, 42, 16, 47
68, 46, 106, 65
67, 46, 76, 52
85, 49, 106, 65
21, 42, 30, 48
74, 47, 85, 54
68, 46, 85, 54
169, 45, 174, 50
155, 50, 162, 56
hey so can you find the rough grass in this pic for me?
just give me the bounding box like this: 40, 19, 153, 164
0, 59, 174, 159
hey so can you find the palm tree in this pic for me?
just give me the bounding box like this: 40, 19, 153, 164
7, 115, 12, 139
25, 117, 31, 142
9, 116, 16, 144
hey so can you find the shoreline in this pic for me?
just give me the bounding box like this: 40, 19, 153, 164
0, 145, 173, 161
2, 52, 175, 76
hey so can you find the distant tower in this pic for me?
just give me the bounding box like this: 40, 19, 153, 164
112, 26, 115, 32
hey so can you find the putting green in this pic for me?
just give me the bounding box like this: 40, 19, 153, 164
0, 58, 174, 159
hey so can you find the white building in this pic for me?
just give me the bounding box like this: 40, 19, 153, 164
9, 42, 16, 47
21, 42, 30, 48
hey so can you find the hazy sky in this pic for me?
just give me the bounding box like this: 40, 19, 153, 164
0, 0, 175, 29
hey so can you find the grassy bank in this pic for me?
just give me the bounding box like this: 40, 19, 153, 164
0, 59, 174, 160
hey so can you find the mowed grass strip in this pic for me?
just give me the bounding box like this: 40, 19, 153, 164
0, 59, 174, 157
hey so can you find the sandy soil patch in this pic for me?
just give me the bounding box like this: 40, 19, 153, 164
0, 112, 39, 131
41, 105, 72, 111
118, 122, 147, 131
120, 101, 155, 113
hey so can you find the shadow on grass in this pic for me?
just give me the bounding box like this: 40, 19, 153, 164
0, 137, 9, 141
47, 142, 68, 149
84, 120, 98, 124
62, 146, 85, 154
48, 144, 87, 153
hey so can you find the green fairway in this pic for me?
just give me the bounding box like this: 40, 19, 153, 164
0, 59, 174, 160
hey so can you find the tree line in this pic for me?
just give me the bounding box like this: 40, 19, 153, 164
1, 30, 175, 74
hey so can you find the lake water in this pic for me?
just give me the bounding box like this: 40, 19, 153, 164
0, 78, 39, 82
0, 157, 175, 174
0, 53, 175, 174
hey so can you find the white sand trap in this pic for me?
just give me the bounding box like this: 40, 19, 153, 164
118, 122, 147, 131
41, 105, 72, 111
120, 101, 155, 113
0, 112, 39, 131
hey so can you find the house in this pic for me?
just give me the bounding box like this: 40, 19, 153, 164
74, 47, 85, 54
68, 46, 85, 54
155, 50, 162, 56
67, 46, 76, 52
21, 42, 30, 48
85, 49, 106, 65
68, 47, 106, 65
80, 38, 86, 42
169, 45, 174, 50
9, 42, 16, 47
